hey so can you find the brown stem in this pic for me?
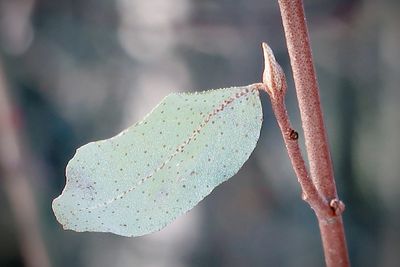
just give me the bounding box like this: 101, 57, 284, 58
276, 0, 350, 266
277, 0, 336, 199
255, 46, 328, 215
268, 90, 328, 214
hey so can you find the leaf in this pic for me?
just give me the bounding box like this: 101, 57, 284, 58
52, 86, 263, 237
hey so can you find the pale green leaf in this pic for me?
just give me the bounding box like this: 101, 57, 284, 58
52, 86, 262, 237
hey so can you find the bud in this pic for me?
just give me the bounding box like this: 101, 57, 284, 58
262, 42, 286, 98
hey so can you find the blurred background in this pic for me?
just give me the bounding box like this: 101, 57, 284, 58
0, 0, 399, 266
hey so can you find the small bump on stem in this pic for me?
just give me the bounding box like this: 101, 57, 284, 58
288, 129, 299, 140
329, 199, 346, 216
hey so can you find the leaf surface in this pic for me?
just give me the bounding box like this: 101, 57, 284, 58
53, 86, 262, 237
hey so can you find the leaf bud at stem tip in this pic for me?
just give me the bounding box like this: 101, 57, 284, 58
261, 42, 286, 99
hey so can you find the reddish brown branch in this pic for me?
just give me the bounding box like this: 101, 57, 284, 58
278, 0, 336, 200
318, 216, 349, 267
269, 92, 329, 214
256, 45, 328, 215
275, 0, 350, 266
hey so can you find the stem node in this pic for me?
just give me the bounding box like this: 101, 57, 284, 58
329, 198, 346, 216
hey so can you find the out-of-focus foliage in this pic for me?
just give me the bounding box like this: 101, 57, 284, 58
0, 0, 399, 266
